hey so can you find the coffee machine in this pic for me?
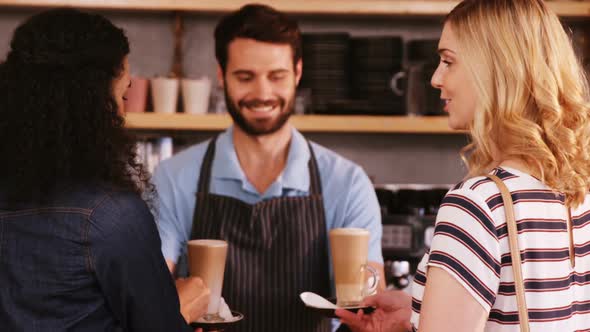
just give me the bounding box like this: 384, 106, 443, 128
375, 184, 450, 291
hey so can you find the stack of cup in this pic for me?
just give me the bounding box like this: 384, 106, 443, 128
181, 76, 212, 114
124, 77, 148, 113
150, 77, 179, 114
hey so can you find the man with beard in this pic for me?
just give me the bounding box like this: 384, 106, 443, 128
152, 4, 385, 332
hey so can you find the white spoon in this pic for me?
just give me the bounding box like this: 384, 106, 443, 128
299, 292, 338, 309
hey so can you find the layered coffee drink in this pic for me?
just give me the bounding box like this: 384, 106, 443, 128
187, 239, 228, 321
329, 228, 376, 307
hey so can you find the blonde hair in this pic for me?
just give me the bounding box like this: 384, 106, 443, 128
447, 0, 590, 207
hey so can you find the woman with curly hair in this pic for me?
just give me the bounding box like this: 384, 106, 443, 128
338, 0, 590, 331
0, 8, 209, 331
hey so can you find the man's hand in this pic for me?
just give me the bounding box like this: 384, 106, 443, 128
176, 277, 210, 323
335, 290, 413, 332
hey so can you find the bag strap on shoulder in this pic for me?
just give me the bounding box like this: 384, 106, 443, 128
487, 174, 530, 332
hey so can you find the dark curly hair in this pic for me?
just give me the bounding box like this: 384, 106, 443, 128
0, 8, 150, 204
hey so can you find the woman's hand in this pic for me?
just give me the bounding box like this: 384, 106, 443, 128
176, 277, 210, 323
335, 290, 413, 332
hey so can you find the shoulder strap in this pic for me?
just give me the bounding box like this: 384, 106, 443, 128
197, 136, 218, 194
487, 174, 530, 332
306, 141, 322, 195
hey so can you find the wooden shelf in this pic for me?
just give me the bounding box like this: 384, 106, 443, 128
124, 113, 463, 134
0, 0, 589, 17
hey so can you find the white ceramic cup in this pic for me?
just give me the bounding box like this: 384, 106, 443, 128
150, 77, 179, 114
181, 77, 212, 114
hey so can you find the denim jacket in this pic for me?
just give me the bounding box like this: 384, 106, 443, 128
0, 184, 192, 332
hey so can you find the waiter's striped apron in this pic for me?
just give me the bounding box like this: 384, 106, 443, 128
190, 137, 332, 332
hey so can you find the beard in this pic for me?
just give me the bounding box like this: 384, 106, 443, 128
224, 86, 295, 136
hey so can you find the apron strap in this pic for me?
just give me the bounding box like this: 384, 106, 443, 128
196, 135, 218, 194
307, 141, 323, 196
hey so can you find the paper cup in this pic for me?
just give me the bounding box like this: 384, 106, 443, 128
182, 77, 212, 114
124, 76, 148, 113
150, 77, 179, 114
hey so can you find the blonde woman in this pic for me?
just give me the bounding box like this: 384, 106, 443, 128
337, 0, 590, 331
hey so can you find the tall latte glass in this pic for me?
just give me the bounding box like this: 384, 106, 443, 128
329, 228, 378, 307
187, 239, 228, 321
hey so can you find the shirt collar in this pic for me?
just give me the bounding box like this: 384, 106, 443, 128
281, 127, 311, 192
211, 126, 311, 193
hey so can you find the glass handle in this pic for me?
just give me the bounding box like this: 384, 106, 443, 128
361, 264, 379, 297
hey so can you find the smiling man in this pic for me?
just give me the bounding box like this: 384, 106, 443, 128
152, 4, 384, 332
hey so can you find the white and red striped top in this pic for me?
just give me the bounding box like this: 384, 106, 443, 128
411, 166, 590, 331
